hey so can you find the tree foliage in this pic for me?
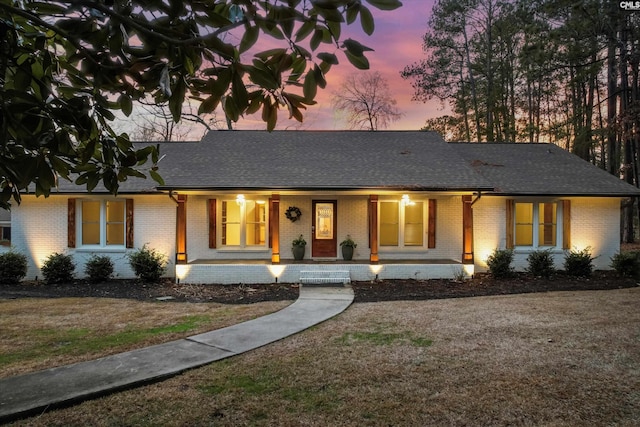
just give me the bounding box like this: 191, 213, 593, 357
405, 0, 640, 241
331, 71, 402, 130
0, 0, 402, 208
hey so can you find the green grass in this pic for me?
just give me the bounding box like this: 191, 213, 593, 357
0, 315, 211, 368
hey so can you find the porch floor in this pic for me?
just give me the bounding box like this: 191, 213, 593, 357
177, 259, 470, 284
188, 259, 461, 265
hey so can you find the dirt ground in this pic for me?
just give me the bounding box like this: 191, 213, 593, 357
0, 271, 637, 304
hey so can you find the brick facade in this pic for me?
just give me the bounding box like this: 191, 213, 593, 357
8, 193, 623, 282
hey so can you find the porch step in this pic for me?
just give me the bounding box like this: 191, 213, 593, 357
300, 270, 351, 285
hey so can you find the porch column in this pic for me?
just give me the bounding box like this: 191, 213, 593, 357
369, 195, 379, 263
271, 194, 280, 263
176, 194, 187, 264
462, 195, 474, 264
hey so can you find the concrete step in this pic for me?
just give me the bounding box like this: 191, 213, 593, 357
300, 270, 351, 285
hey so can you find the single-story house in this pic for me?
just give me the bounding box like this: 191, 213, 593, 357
8, 131, 640, 284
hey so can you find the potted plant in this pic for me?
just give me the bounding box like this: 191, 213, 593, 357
292, 234, 306, 261
340, 235, 357, 261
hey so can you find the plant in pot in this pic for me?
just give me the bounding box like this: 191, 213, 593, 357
340, 235, 357, 261
292, 234, 306, 261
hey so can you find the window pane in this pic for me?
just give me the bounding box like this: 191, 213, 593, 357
315, 203, 334, 240
106, 201, 124, 222
222, 201, 241, 246
245, 201, 266, 246
106, 201, 125, 245
380, 202, 399, 246
106, 224, 124, 245
404, 202, 423, 246
538, 203, 557, 246
82, 201, 100, 245
515, 203, 533, 246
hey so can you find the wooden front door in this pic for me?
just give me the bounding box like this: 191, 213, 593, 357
312, 200, 337, 257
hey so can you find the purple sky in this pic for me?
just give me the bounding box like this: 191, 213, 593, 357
236, 0, 440, 131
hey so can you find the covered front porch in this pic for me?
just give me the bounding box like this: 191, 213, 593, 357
175, 259, 473, 285
171, 191, 478, 284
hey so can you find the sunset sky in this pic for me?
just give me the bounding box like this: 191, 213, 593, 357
236, 0, 441, 131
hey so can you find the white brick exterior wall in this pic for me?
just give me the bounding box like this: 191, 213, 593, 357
472, 196, 621, 272
12, 195, 175, 280
570, 198, 620, 270
10, 192, 622, 283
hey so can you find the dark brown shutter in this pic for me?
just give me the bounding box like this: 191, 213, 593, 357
126, 199, 134, 248
208, 199, 216, 249
506, 199, 515, 249
562, 200, 571, 249
67, 198, 76, 248
428, 199, 437, 248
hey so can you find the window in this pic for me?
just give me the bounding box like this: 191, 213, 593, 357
221, 199, 267, 247
379, 200, 425, 247
0, 223, 10, 246
80, 200, 126, 246
514, 201, 558, 247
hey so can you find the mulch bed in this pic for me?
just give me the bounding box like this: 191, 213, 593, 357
0, 271, 637, 304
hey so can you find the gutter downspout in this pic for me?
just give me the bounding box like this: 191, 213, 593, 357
470, 191, 482, 206
169, 190, 180, 205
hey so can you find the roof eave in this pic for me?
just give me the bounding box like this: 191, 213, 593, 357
155, 185, 496, 193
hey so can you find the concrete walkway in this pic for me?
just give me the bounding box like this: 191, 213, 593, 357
0, 285, 354, 422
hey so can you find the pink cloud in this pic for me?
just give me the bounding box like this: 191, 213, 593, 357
234, 1, 443, 131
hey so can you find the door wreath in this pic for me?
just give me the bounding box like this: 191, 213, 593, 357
285, 206, 302, 222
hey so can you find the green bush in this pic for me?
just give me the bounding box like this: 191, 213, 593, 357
84, 255, 114, 283
127, 245, 167, 282
41, 252, 75, 284
610, 251, 640, 278
564, 247, 595, 277
486, 248, 515, 279
0, 251, 28, 284
526, 249, 555, 278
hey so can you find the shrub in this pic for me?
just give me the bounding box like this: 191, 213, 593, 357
526, 249, 555, 278
610, 251, 640, 278
127, 245, 167, 282
486, 248, 514, 279
564, 247, 595, 277
0, 251, 28, 284
84, 255, 114, 283
41, 252, 75, 284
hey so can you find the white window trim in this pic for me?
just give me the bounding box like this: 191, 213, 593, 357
220, 198, 269, 250
378, 198, 428, 252
514, 200, 563, 251
76, 199, 127, 250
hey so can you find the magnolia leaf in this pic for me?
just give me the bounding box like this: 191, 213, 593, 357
118, 94, 133, 116
342, 38, 374, 57
303, 69, 317, 101
295, 20, 315, 42
150, 169, 165, 185
240, 25, 259, 53
365, 0, 403, 11
345, 50, 370, 70
317, 52, 339, 65
198, 95, 220, 115
360, 6, 375, 35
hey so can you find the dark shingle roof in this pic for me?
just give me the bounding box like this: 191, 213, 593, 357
52, 131, 640, 196
450, 142, 640, 196
150, 130, 491, 191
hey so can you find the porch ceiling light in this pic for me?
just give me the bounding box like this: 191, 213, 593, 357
401, 194, 415, 206
236, 194, 245, 206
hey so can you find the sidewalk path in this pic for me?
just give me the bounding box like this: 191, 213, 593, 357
0, 285, 354, 422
